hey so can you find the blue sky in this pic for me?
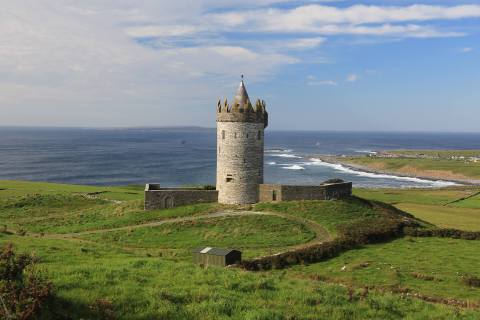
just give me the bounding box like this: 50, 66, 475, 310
1, 1, 479, 131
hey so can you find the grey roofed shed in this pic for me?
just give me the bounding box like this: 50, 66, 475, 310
192, 247, 242, 267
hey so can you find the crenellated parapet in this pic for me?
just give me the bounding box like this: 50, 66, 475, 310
216, 98, 268, 128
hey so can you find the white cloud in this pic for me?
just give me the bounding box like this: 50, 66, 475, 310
308, 80, 338, 86
306, 75, 337, 86
213, 4, 480, 26
346, 73, 359, 82
1, 1, 479, 126
0, 1, 298, 126
284, 37, 326, 49
208, 4, 480, 37
125, 25, 200, 38
460, 47, 473, 53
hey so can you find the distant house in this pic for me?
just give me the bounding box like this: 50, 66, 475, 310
192, 247, 242, 267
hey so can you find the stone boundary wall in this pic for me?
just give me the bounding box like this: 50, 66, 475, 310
144, 184, 218, 210
323, 182, 353, 200
259, 182, 352, 202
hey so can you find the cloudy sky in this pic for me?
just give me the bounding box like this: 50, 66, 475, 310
1, 0, 479, 131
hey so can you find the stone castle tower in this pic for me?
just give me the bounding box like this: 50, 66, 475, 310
216, 77, 268, 204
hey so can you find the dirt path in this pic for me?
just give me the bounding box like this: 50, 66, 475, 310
64, 211, 267, 236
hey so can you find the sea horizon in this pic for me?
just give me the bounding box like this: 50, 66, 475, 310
1, 127, 479, 188
1, 125, 480, 135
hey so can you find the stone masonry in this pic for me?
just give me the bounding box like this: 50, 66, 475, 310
259, 181, 352, 202
216, 79, 268, 204
144, 184, 218, 210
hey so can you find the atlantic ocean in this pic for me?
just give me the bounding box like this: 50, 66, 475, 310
1, 127, 479, 188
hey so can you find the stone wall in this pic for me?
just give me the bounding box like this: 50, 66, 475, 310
323, 182, 353, 200
259, 182, 352, 202
144, 184, 218, 210
216, 122, 264, 204
144, 181, 352, 209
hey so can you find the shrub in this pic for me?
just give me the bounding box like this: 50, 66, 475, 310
0, 243, 53, 320
337, 217, 406, 244
404, 227, 480, 240
241, 238, 359, 271
411, 272, 437, 282
462, 275, 480, 288
89, 298, 117, 320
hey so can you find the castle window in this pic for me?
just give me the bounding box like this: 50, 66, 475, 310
234, 132, 237, 138
257, 130, 261, 140
246, 133, 249, 138
226, 174, 233, 183
272, 190, 277, 201
222, 130, 225, 139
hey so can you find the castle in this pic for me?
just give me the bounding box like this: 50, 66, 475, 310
216, 77, 268, 204
145, 78, 351, 210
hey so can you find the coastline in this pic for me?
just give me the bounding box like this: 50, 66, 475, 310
312, 156, 480, 186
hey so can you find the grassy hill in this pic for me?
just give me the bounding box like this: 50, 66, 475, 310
1, 180, 480, 319
355, 186, 480, 231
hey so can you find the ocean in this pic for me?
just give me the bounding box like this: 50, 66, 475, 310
1, 127, 479, 188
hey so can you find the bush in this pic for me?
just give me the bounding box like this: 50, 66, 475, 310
404, 227, 480, 240
89, 298, 117, 320
337, 217, 406, 244
0, 243, 53, 320
241, 238, 359, 271
462, 275, 480, 288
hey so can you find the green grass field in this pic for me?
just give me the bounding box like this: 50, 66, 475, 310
254, 198, 380, 235
290, 237, 480, 301
390, 150, 480, 158
355, 187, 480, 231
5, 234, 477, 320
1, 180, 480, 319
82, 215, 317, 259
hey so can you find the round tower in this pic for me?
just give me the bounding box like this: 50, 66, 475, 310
216, 77, 268, 204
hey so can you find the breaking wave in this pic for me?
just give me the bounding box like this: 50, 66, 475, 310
305, 158, 458, 187
282, 165, 305, 170
354, 150, 377, 154
269, 153, 302, 159
266, 149, 293, 153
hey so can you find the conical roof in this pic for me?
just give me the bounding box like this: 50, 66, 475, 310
233, 78, 251, 107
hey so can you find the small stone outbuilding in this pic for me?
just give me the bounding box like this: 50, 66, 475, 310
192, 247, 242, 267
